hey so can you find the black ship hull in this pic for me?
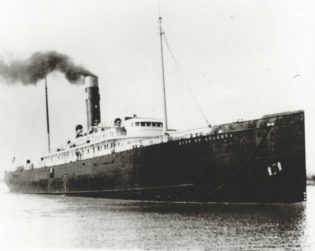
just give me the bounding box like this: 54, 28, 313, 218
4, 111, 306, 203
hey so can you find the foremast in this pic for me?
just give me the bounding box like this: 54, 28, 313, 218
159, 16, 168, 135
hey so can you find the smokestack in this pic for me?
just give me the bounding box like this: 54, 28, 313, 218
85, 76, 101, 129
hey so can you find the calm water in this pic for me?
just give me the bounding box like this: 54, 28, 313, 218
0, 183, 315, 250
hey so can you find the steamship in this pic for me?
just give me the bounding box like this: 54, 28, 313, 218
4, 17, 306, 203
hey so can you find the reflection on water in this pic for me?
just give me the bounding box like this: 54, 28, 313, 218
0, 183, 314, 250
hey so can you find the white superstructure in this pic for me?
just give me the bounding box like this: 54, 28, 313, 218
39, 116, 167, 167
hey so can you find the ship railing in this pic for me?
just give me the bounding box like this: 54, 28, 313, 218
36, 133, 177, 168
30, 129, 210, 168
168, 127, 212, 141
72, 130, 127, 147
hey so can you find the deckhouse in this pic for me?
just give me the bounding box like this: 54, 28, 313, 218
40, 116, 165, 167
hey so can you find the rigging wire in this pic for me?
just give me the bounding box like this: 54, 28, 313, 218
168, 63, 193, 130
157, 5, 191, 129
162, 33, 211, 127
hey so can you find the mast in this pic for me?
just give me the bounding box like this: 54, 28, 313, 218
45, 75, 51, 153
159, 16, 168, 134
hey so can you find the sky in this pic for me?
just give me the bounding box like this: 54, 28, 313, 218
0, 0, 314, 176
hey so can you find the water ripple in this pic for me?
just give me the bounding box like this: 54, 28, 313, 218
0, 182, 314, 250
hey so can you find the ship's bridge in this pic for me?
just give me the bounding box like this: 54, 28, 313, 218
66, 116, 163, 149
122, 117, 164, 138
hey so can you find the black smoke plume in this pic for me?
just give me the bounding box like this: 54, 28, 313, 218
0, 51, 94, 84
